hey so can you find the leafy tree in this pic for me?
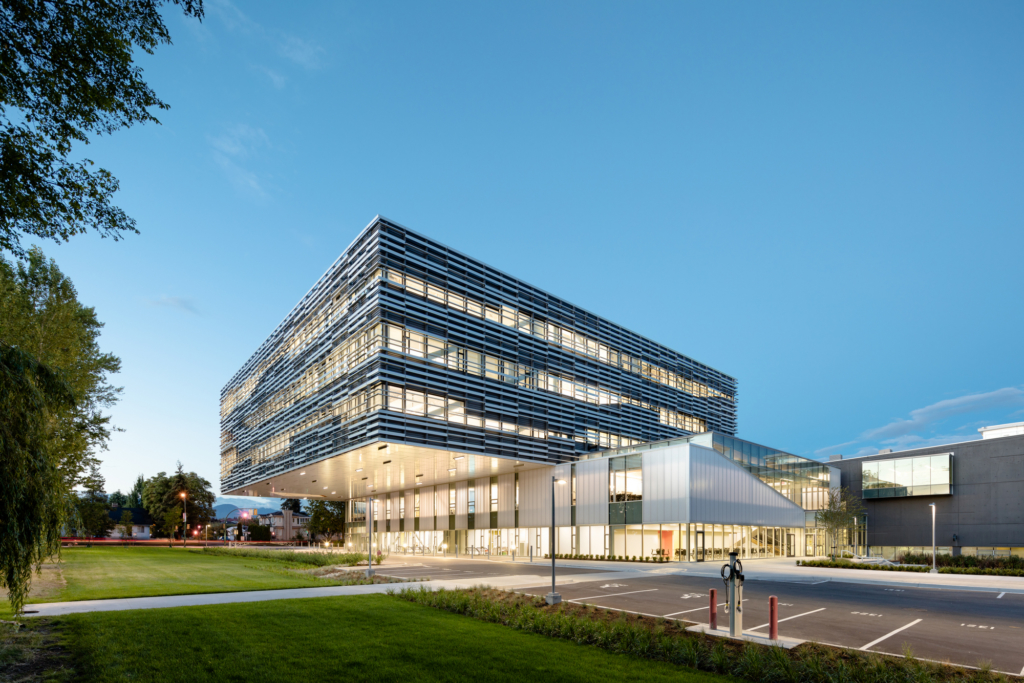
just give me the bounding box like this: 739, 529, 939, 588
117, 509, 134, 539
108, 490, 127, 507
0, 342, 75, 614
160, 506, 181, 547
815, 487, 866, 561
0, 0, 204, 257
280, 498, 302, 513
127, 474, 146, 508
0, 248, 121, 491
71, 465, 114, 539
304, 501, 346, 543
142, 463, 214, 536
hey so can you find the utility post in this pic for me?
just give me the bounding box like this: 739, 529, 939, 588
545, 476, 566, 605
179, 491, 187, 548
721, 551, 744, 637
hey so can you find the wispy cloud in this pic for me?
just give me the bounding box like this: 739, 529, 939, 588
209, 124, 270, 196
815, 386, 1024, 457
207, 0, 261, 34
278, 35, 325, 69
147, 296, 199, 315
258, 66, 287, 89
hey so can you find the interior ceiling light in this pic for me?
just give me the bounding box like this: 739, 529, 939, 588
416, 474, 423, 478
448, 468, 456, 473
453, 456, 465, 461
355, 468, 363, 472
331, 491, 336, 494
378, 445, 388, 450
323, 486, 328, 490
416, 482, 423, 485
311, 479, 317, 482
361, 477, 368, 481
382, 460, 392, 465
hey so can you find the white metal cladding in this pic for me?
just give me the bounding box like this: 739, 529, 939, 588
390, 491, 399, 519
435, 483, 450, 530
419, 485, 434, 530
404, 490, 415, 527
688, 444, 805, 527
475, 477, 491, 529
518, 467, 552, 528
497, 473, 515, 528
575, 458, 609, 526
829, 466, 841, 491
555, 464, 572, 527
642, 445, 690, 523
455, 480, 469, 529
376, 499, 385, 533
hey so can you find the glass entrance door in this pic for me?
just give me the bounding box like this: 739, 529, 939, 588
695, 531, 705, 562
787, 534, 795, 557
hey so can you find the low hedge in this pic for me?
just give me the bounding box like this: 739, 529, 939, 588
902, 552, 1024, 571
544, 553, 670, 563
939, 566, 1024, 577
797, 559, 929, 572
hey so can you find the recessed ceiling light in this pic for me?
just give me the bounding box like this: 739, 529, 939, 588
331, 491, 336, 494
361, 477, 368, 481
355, 468, 363, 472
382, 460, 391, 465
416, 474, 423, 478
323, 486, 328, 490
416, 482, 423, 486
300, 472, 306, 475
448, 468, 456, 473
453, 456, 465, 461
312, 479, 317, 482
378, 445, 388, 450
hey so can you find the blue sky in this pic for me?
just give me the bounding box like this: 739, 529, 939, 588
39, 1, 1024, 500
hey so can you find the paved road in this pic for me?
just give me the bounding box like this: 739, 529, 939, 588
514, 573, 1024, 675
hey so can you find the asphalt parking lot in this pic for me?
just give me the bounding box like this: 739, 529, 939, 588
515, 573, 1024, 674
375, 556, 603, 582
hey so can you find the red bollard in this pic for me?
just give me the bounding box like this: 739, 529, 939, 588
769, 595, 779, 640
709, 589, 718, 630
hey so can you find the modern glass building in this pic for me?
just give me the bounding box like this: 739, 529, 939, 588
221, 216, 834, 559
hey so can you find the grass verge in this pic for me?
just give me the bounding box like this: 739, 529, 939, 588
54, 594, 730, 682
396, 586, 1010, 682
198, 546, 365, 567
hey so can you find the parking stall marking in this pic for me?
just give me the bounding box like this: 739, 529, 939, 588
998, 592, 1005, 599
571, 589, 659, 601
663, 600, 746, 618
851, 612, 883, 617
961, 624, 996, 630
747, 607, 826, 632
859, 619, 922, 651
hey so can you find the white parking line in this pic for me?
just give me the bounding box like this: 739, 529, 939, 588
998, 592, 1006, 599
859, 619, 922, 651
663, 600, 747, 618
747, 607, 826, 632
571, 589, 659, 601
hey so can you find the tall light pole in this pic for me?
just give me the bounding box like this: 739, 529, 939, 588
929, 503, 937, 573
365, 497, 375, 578
546, 477, 567, 605
180, 491, 187, 548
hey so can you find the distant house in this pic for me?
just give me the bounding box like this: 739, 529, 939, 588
257, 509, 309, 540
108, 506, 153, 539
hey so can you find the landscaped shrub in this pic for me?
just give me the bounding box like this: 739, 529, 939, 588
394, 586, 987, 683
797, 558, 929, 573
901, 552, 1024, 571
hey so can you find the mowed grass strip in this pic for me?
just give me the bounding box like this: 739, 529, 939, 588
63, 594, 733, 683
37, 547, 350, 603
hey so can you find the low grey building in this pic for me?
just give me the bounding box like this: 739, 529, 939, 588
828, 423, 1024, 559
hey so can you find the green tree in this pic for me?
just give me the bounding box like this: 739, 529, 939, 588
0, 343, 75, 614
248, 524, 271, 542
127, 474, 146, 508
304, 501, 346, 543
142, 463, 214, 537
0, 0, 204, 257
0, 248, 122, 490
70, 465, 114, 539
160, 506, 181, 547
815, 487, 866, 561
108, 490, 127, 507
280, 498, 303, 513
117, 509, 134, 540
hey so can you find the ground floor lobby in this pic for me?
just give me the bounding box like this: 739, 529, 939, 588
350, 523, 854, 561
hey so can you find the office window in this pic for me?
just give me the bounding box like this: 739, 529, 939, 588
863, 453, 951, 498
468, 485, 475, 515
490, 482, 498, 513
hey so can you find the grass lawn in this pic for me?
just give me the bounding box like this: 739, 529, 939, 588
60, 594, 734, 683
8, 547, 358, 613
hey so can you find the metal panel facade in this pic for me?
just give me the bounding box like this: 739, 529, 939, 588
642, 445, 690, 523
518, 467, 550, 528
220, 217, 738, 496
475, 477, 491, 530
435, 483, 449, 530
575, 458, 610, 526
419, 485, 434, 530
555, 463, 572, 527
455, 480, 468, 530
688, 445, 805, 527
497, 473, 515, 528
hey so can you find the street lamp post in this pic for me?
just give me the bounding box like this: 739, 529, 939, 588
179, 491, 187, 548
929, 503, 937, 573
546, 477, 567, 605
365, 497, 375, 579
